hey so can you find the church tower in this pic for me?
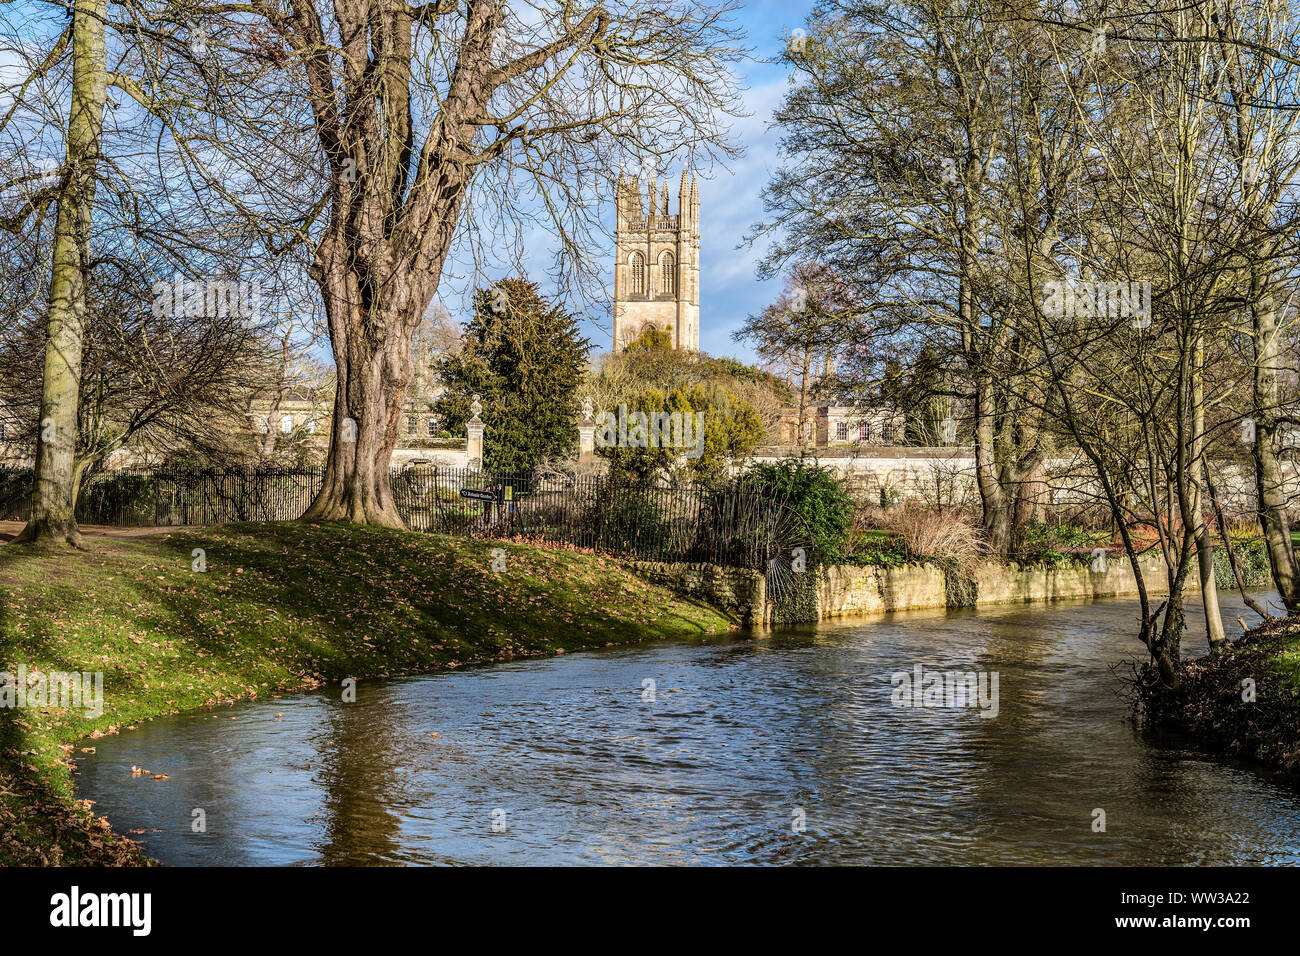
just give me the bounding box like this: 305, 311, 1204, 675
613, 166, 700, 351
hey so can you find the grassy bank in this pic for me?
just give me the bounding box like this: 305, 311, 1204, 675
0, 522, 734, 865
1144, 616, 1300, 781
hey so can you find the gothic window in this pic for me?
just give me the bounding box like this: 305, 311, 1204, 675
659, 252, 675, 295
630, 252, 646, 295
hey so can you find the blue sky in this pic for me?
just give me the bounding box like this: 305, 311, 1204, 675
674, 0, 816, 362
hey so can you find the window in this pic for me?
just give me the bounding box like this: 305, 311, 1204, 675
427, 418, 438, 438
836, 422, 848, 441
407, 416, 417, 435
659, 252, 675, 296
280, 415, 294, 434
630, 252, 646, 295
859, 423, 870, 441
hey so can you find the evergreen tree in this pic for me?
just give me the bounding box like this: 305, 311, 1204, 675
435, 278, 589, 471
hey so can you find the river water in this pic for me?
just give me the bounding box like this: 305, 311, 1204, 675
74, 593, 1300, 865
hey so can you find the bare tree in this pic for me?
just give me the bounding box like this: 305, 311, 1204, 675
1, 0, 110, 544
0, 250, 286, 486
159, 0, 747, 525
0, 0, 319, 539
749, 1, 1042, 555
735, 262, 852, 447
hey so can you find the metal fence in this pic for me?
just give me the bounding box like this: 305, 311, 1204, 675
0, 465, 806, 572
80, 468, 324, 526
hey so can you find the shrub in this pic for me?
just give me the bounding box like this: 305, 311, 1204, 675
1015, 521, 1107, 565
1214, 537, 1272, 591
884, 507, 983, 571
739, 458, 853, 567
842, 506, 908, 566
583, 478, 667, 559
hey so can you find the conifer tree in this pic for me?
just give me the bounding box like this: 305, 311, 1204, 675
435, 278, 589, 472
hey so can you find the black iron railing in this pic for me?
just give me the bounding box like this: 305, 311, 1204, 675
0, 465, 795, 571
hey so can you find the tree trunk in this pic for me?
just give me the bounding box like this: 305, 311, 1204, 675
301, 184, 458, 525
16, 0, 107, 547
300, 285, 414, 528
293, 0, 501, 527
973, 370, 1011, 555
1014, 457, 1047, 528
1251, 295, 1300, 611
1180, 332, 1226, 650
1192, 499, 1226, 651
1152, 591, 1185, 690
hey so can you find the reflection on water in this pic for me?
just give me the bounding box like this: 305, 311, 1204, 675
74, 593, 1300, 865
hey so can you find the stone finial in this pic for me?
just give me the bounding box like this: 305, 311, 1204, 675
469, 394, 483, 423
581, 396, 594, 423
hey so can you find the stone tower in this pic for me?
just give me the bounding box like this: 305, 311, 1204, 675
613, 166, 700, 351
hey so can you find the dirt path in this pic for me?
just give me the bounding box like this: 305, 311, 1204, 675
0, 520, 196, 543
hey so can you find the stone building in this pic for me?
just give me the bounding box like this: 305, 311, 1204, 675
613, 166, 700, 351
772, 403, 907, 448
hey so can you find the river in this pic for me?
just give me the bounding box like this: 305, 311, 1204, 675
74, 593, 1300, 865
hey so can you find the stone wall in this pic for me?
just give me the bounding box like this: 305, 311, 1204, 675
624, 561, 767, 627
817, 551, 1185, 621
746, 447, 1289, 514
630, 552, 1189, 626
391, 444, 469, 468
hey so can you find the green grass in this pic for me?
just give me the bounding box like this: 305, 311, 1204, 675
1272, 632, 1300, 689
842, 529, 911, 567
0, 521, 734, 865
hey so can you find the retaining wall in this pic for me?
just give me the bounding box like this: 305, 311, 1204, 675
623, 561, 768, 627
630, 552, 1188, 625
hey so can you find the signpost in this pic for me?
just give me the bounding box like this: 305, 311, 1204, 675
459, 487, 497, 503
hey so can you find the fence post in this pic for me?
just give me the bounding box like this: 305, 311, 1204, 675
466, 394, 484, 471
578, 396, 596, 465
